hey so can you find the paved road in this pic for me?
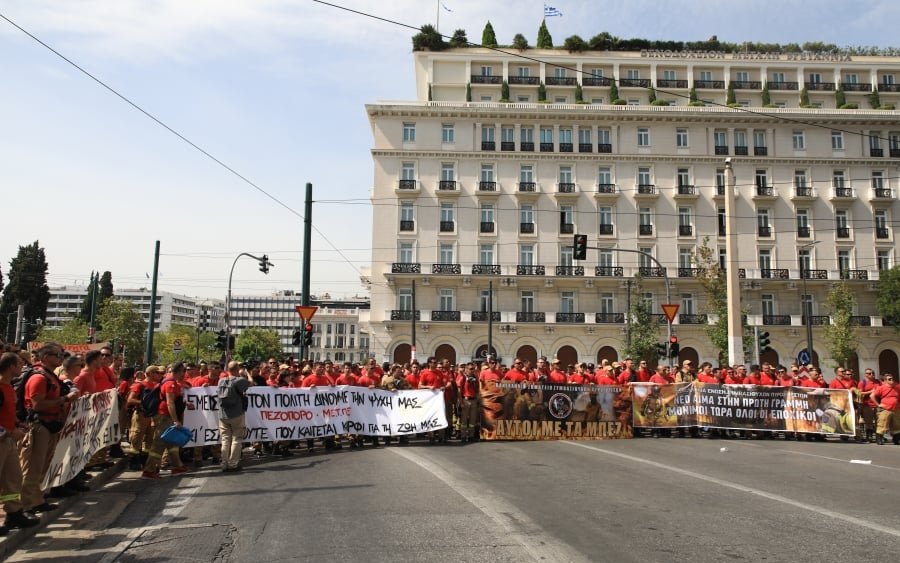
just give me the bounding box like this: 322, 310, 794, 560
7, 437, 900, 563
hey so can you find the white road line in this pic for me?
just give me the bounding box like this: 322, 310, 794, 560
733, 441, 900, 472
390, 448, 588, 563
98, 476, 208, 563
560, 441, 900, 539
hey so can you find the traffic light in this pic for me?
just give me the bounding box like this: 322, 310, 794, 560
656, 343, 668, 358
292, 329, 302, 346
215, 330, 227, 351
573, 234, 588, 260
669, 335, 680, 358
758, 331, 771, 353
259, 254, 271, 274
228, 335, 236, 350
303, 323, 314, 347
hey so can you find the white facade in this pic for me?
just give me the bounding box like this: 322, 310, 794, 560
367, 47, 900, 375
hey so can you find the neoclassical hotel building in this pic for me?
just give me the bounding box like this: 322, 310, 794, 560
366, 46, 899, 375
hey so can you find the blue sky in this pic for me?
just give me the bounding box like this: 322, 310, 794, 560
2, 0, 898, 299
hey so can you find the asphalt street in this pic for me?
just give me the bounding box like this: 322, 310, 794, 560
6, 437, 899, 563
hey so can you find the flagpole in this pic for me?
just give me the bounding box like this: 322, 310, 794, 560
436, 0, 440, 33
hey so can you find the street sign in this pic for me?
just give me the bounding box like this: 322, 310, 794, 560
295, 305, 318, 324
661, 304, 680, 323
173, 338, 182, 353
798, 348, 811, 365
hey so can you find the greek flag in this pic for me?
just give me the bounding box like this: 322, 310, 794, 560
441, 2, 452, 12
544, 4, 563, 17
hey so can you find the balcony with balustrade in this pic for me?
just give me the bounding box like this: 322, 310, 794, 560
619, 78, 651, 88
872, 188, 894, 201
471, 74, 502, 84
516, 265, 545, 276
595, 266, 623, 278
546, 76, 577, 86
805, 82, 835, 91
639, 224, 654, 237
762, 315, 791, 325
731, 80, 761, 90
679, 314, 708, 325
595, 313, 625, 324
399, 220, 415, 232
390, 310, 420, 321
677, 268, 703, 278
516, 312, 546, 323
635, 184, 658, 199
431, 263, 461, 275
840, 270, 868, 280
830, 187, 855, 200
768, 81, 798, 90
754, 185, 777, 200
472, 264, 502, 275
471, 311, 501, 322
594, 184, 618, 200
555, 313, 585, 323
439, 220, 455, 233
656, 79, 687, 88
391, 263, 421, 274
437, 180, 458, 194
480, 221, 495, 234
431, 310, 461, 322
800, 269, 828, 280
639, 267, 667, 278
674, 184, 698, 200
556, 266, 584, 277
397, 179, 419, 193
598, 224, 614, 236
520, 222, 535, 234
694, 80, 724, 89
678, 225, 694, 237
760, 269, 790, 279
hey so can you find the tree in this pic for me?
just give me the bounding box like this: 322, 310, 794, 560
693, 237, 753, 363
563, 34, 587, 53
869, 86, 881, 109
876, 266, 900, 330
79, 272, 100, 324
609, 81, 619, 103
96, 299, 146, 365
465, 82, 472, 102
536, 20, 553, 49
234, 327, 282, 363
823, 282, 858, 368
481, 21, 497, 47
449, 28, 468, 48
99, 271, 113, 301
761, 82, 771, 106
588, 32, 615, 50
512, 33, 529, 50
622, 276, 660, 365
835, 84, 846, 108
35, 316, 90, 345
412, 24, 446, 52
153, 323, 219, 365
574, 83, 583, 103
537, 81, 547, 102
0, 241, 51, 340
648, 88, 657, 104
500, 81, 510, 102
800, 87, 811, 107
726, 82, 737, 105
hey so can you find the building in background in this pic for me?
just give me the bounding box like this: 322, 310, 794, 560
366, 46, 899, 375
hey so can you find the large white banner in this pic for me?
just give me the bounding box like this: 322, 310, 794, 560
43, 389, 122, 488
183, 386, 449, 446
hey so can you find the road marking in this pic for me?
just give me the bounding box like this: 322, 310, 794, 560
390, 448, 588, 563
561, 441, 900, 539
98, 476, 208, 563
733, 441, 900, 472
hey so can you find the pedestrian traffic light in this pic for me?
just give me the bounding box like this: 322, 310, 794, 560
215, 330, 227, 351
656, 343, 668, 358
758, 331, 771, 353
303, 323, 314, 347
669, 335, 680, 358
292, 329, 302, 346
259, 254, 271, 274
573, 234, 588, 260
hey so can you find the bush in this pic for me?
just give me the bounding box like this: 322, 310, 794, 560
609, 82, 619, 103
881, 103, 896, 110
762, 104, 777, 108
564, 34, 588, 53
688, 100, 706, 107
501, 81, 510, 102
574, 83, 583, 103
412, 24, 447, 51
449, 29, 468, 48
839, 103, 858, 109
612, 99, 627, 105
537, 82, 547, 102
482, 22, 498, 48
650, 99, 670, 106
727, 102, 742, 108
466, 83, 471, 102
536, 20, 553, 48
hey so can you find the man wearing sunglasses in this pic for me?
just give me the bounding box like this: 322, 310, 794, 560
872, 374, 899, 445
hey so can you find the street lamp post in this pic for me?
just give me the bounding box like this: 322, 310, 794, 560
226, 253, 273, 362
799, 240, 820, 365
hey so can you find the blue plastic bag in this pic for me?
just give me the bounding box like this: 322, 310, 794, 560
160, 424, 192, 447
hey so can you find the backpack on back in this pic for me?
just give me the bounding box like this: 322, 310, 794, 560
12, 366, 55, 423
139, 381, 164, 418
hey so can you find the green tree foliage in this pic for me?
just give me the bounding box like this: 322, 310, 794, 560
876, 266, 900, 330
0, 241, 51, 340
512, 33, 529, 50
35, 316, 90, 346
96, 299, 146, 365
574, 83, 583, 103
800, 88, 811, 107
537, 81, 547, 102
536, 20, 553, 49
835, 85, 846, 108
689, 87, 699, 103
609, 81, 619, 103
79, 272, 100, 324
823, 282, 859, 368
761, 82, 771, 106
153, 323, 219, 365
563, 34, 587, 53
234, 327, 282, 363
99, 271, 113, 301
466, 82, 472, 102
693, 238, 753, 363
449, 28, 468, 48
588, 32, 615, 50
500, 81, 510, 102
726, 82, 737, 105
481, 21, 497, 47
648, 88, 657, 103
869, 86, 881, 109
412, 24, 446, 52
622, 276, 660, 365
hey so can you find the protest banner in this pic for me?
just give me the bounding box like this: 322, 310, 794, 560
479, 381, 633, 440
631, 382, 856, 435
42, 389, 121, 488
183, 386, 448, 446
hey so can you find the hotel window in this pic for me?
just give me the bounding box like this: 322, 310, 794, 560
875, 210, 888, 234
398, 288, 413, 311
520, 165, 534, 183
637, 128, 650, 146
559, 166, 573, 184
401, 162, 415, 181
734, 130, 747, 149
753, 130, 767, 149
798, 249, 812, 275
718, 248, 727, 270
480, 164, 494, 182
676, 128, 689, 148
517, 67, 530, 77
679, 249, 693, 269
559, 127, 573, 145
480, 289, 497, 312
678, 207, 692, 230
398, 242, 414, 264
626, 69, 640, 79
832, 170, 846, 189
639, 207, 652, 228
872, 171, 885, 190
597, 128, 611, 146
877, 250, 891, 271
519, 244, 534, 266
639, 247, 653, 269
890, 132, 900, 151
869, 131, 882, 151
716, 169, 725, 194
400, 201, 414, 223
735, 71, 749, 82
771, 72, 785, 83
755, 169, 769, 189
831, 131, 844, 150
885, 75, 896, 85
560, 292, 575, 314
699, 71, 712, 82
794, 169, 808, 189
578, 127, 592, 144
600, 293, 615, 314
442, 124, 455, 143
808, 72, 822, 83
439, 289, 455, 312
501, 126, 514, 144
844, 73, 858, 84
479, 244, 494, 265
560, 205, 574, 229
792, 131, 806, 150
662, 70, 676, 80
521, 126, 534, 143
681, 293, 695, 315
554, 67, 567, 79
481, 125, 495, 144
480, 203, 495, 225
480, 66, 493, 77
599, 249, 614, 268
402, 122, 416, 142
796, 209, 810, 236
440, 203, 454, 224
638, 167, 652, 186
758, 249, 772, 271
714, 131, 727, 149
520, 291, 535, 313
835, 210, 850, 236
837, 250, 851, 273
598, 166, 612, 186
520, 204, 534, 226
599, 207, 613, 233
440, 163, 455, 182
761, 294, 775, 317
540, 127, 553, 144
757, 209, 770, 232
677, 168, 690, 187
560, 246, 574, 267
642, 292, 654, 310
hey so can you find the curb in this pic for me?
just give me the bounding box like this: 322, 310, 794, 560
0, 457, 128, 561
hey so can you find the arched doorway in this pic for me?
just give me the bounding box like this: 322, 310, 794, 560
845, 352, 860, 375
596, 346, 618, 365
434, 343, 457, 365
516, 345, 537, 365
474, 344, 500, 363
760, 348, 779, 368
879, 349, 899, 377
556, 345, 578, 367
393, 343, 411, 364
679, 346, 699, 367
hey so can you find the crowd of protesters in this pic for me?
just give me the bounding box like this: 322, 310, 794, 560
0, 339, 898, 535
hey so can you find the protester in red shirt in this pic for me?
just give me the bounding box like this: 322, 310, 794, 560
858, 368, 880, 441
568, 363, 591, 385
725, 367, 744, 385
335, 363, 358, 386
775, 367, 795, 387
595, 366, 618, 385
141, 362, 189, 478
74, 350, 102, 395
635, 360, 652, 382
300, 363, 335, 388
546, 360, 567, 384
456, 363, 480, 443
0, 352, 39, 530
126, 366, 161, 469
829, 367, 855, 391
504, 359, 529, 383
872, 374, 900, 444
479, 359, 502, 383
